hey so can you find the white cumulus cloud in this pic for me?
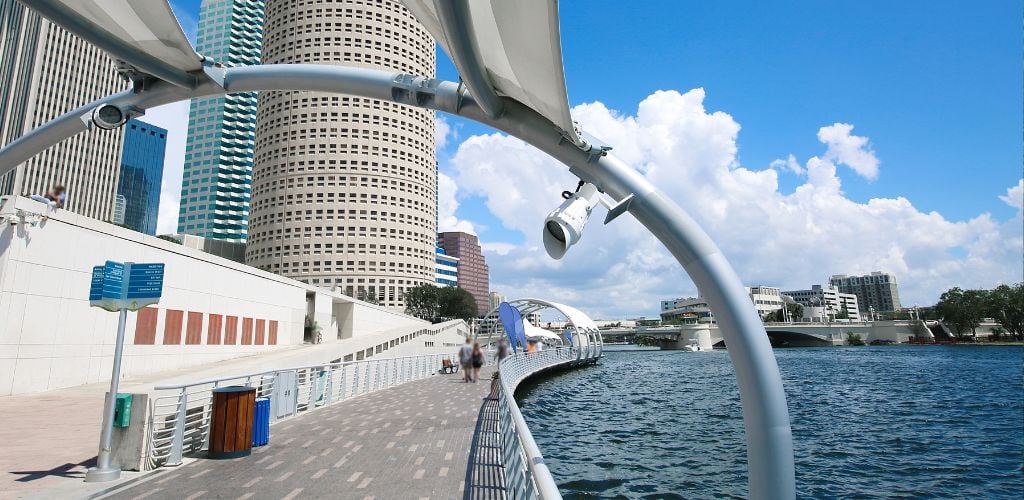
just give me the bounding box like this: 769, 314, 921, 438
817, 122, 880, 181
139, 100, 190, 235
437, 171, 475, 234
448, 89, 1022, 318
999, 179, 1023, 210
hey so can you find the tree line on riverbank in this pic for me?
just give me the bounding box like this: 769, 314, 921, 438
403, 285, 479, 323
935, 283, 1023, 340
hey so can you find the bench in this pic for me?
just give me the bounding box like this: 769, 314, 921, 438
440, 358, 459, 374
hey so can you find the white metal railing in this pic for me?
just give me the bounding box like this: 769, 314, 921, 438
495, 346, 600, 499
147, 324, 467, 468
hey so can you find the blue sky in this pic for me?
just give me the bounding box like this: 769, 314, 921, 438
160, 1, 1022, 317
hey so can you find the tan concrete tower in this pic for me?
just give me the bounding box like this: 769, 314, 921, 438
246, 0, 437, 310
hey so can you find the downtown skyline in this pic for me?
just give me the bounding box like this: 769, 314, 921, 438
143, 0, 1023, 317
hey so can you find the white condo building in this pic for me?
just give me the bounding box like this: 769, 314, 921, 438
435, 248, 458, 287
783, 285, 861, 321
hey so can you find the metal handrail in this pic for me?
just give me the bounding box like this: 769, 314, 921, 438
147, 322, 466, 468
495, 346, 599, 499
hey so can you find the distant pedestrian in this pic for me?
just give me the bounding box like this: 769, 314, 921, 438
458, 338, 474, 382
471, 342, 484, 382
527, 340, 537, 354
44, 185, 66, 208
496, 339, 510, 363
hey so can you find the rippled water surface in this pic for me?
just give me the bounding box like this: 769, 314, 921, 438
518, 346, 1023, 498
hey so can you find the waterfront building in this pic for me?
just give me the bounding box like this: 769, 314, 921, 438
782, 284, 862, 321
0, 0, 126, 220
117, 119, 166, 235
435, 247, 459, 287
746, 286, 785, 318
177, 0, 266, 242
661, 297, 713, 322
245, 0, 437, 311
830, 271, 902, 312
438, 232, 490, 315
662, 286, 784, 322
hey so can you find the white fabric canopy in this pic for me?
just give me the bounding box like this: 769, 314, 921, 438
524, 323, 561, 341
36, 0, 202, 74
401, 0, 578, 142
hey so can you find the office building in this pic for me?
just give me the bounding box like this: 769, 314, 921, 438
488, 291, 507, 313
661, 286, 784, 322
117, 119, 166, 235
177, 0, 266, 242
0, 0, 126, 220
437, 232, 489, 315
830, 272, 902, 313
746, 286, 785, 318
782, 285, 861, 322
245, 0, 437, 311
435, 248, 458, 287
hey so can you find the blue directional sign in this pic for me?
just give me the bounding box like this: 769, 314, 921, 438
89, 261, 164, 311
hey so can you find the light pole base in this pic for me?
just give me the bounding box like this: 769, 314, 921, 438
84, 466, 121, 482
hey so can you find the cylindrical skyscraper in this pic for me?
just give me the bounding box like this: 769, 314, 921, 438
247, 0, 437, 310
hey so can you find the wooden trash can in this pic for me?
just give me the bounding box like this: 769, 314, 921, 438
208, 386, 256, 459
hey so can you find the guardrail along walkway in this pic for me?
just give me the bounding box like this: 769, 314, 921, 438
106, 367, 497, 499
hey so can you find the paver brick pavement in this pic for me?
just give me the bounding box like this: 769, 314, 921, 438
103, 367, 500, 500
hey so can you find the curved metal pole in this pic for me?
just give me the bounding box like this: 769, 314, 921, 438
0, 64, 795, 499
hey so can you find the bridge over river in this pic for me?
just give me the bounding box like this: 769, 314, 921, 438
601, 320, 945, 348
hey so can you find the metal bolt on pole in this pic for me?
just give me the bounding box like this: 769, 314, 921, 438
85, 307, 128, 482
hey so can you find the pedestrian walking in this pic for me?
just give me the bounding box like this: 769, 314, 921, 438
458, 338, 474, 382
496, 339, 510, 363
471, 342, 484, 383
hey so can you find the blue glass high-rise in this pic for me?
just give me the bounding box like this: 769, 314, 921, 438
117, 119, 166, 235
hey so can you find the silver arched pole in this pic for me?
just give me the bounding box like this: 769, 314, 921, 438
0, 64, 795, 499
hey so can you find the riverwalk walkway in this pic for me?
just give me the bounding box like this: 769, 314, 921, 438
101, 367, 501, 500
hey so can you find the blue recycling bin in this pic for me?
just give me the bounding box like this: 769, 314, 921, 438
252, 397, 270, 447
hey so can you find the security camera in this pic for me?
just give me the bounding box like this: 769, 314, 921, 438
543, 182, 636, 260
90, 104, 129, 130
543, 183, 601, 259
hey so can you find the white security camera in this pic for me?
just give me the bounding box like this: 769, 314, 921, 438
90, 104, 129, 130
542, 182, 636, 260
543, 183, 601, 259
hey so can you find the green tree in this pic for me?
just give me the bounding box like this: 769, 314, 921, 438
766, 303, 803, 323
985, 283, 1024, 341
437, 286, 478, 322
835, 304, 850, 320
935, 287, 988, 339
404, 285, 440, 321
403, 285, 478, 323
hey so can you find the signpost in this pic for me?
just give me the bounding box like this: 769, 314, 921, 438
85, 261, 164, 483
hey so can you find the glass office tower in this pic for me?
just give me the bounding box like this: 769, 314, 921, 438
117, 119, 167, 235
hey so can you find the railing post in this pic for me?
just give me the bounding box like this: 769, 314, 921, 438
325, 368, 334, 405
167, 389, 187, 466
339, 364, 347, 400
307, 369, 318, 411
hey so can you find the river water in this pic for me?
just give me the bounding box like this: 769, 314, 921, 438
519, 346, 1023, 498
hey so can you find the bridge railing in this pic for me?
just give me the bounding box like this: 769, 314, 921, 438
146, 322, 468, 469
496, 346, 599, 499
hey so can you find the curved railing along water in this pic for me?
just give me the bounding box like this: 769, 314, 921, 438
496, 346, 600, 499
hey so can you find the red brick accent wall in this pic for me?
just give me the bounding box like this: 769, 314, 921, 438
185, 312, 203, 345
134, 307, 158, 344
268, 320, 278, 345
207, 314, 223, 345
163, 310, 184, 344
241, 317, 254, 345
255, 319, 265, 345
224, 316, 238, 345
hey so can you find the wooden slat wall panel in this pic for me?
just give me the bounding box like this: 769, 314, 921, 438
255, 319, 265, 345
134, 307, 158, 344
163, 310, 184, 345
268, 320, 278, 345
241, 318, 254, 345
185, 312, 203, 345
207, 314, 223, 345
224, 316, 238, 345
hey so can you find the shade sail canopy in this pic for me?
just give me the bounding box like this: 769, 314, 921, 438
26, 0, 203, 87
401, 0, 579, 143
524, 323, 561, 341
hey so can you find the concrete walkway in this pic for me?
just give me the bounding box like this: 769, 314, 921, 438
0, 336, 464, 499
99, 367, 501, 500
